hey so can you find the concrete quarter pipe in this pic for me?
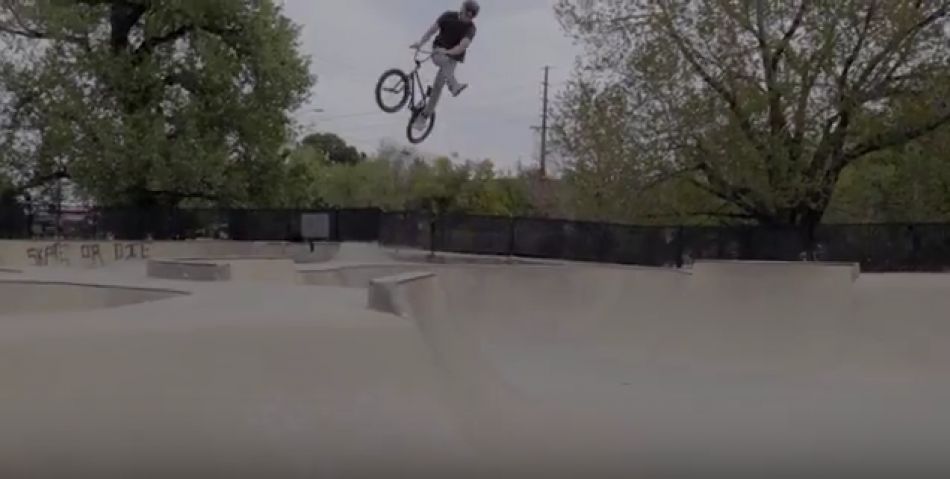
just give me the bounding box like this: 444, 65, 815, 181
0, 280, 187, 316
372, 261, 950, 477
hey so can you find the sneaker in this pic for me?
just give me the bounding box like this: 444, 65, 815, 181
413, 113, 428, 131
450, 84, 468, 97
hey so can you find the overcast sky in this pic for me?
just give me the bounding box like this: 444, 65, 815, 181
281, 0, 579, 171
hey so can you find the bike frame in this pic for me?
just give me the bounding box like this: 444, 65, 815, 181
406, 49, 433, 112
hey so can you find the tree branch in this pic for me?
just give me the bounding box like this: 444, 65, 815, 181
839, 2, 877, 94
0, 1, 90, 48
5, 91, 37, 130
0, 0, 45, 38
754, 0, 789, 138
15, 169, 71, 194
657, 3, 766, 157
770, 1, 810, 72
135, 24, 193, 55
689, 136, 770, 221
855, 3, 949, 90
0, 24, 44, 39
634, 163, 700, 197
845, 108, 950, 160
790, 22, 837, 156
688, 175, 770, 223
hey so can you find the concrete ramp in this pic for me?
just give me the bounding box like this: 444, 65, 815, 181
0, 280, 187, 316
367, 263, 950, 476
647, 260, 862, 375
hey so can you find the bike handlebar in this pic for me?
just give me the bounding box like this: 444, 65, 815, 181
412, 46, 433, 63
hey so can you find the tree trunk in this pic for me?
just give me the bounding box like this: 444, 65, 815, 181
798, 207, 823, 260
109, 3, 148, 54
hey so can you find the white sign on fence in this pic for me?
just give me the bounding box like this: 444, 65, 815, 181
301, 213, 330, 240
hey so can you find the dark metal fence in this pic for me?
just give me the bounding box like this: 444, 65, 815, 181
0, 206, 382, 242
3, 205, 950, 271
377, 212, 950, 272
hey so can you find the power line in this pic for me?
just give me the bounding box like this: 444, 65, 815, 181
313, 110, 383, 121
311, 54, 375, 76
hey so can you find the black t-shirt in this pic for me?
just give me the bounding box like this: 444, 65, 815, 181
432, 10, 477, 62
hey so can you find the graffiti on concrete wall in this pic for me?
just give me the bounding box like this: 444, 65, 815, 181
25, 242, 151, 267
26, 243, 71, 267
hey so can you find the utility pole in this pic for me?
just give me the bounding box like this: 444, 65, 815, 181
540, 66, 550, 179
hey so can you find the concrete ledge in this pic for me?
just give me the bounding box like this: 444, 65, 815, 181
299, 263, 432, 288
147, 258, 300, 283
221, 258, 298, 283
169, 255, 288, 261
367, 272, 435, 316
691, 260, 861, 284
147, 259, 230, 282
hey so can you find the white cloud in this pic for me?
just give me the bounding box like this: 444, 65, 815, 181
282, 0, 579, 168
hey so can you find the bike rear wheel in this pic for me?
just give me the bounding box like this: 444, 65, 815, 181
406, 108, 436, 144
375, 69, 410, 113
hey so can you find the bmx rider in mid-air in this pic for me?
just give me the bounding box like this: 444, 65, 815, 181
409, 0, 480, 131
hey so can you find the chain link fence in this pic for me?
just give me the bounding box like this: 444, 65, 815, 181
2, 205, 949, 271
377, 213, 950, 272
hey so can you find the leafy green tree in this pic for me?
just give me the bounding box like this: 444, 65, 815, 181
552, 82, 718, 223
403, 157, 469, 214
320, 158, 403, 209
278, 139, 542, 217
455, 160, 534, 216
554, 0, 950, 228
302, 132, 366, 165
273, 144, 327, 209
0, 0, 313, 208
828, 130, 950, 223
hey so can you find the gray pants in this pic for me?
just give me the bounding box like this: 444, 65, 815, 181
423, 52, 460, 116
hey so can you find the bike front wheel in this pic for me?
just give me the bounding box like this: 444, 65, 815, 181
406, 108, 436, 144
375, 69, 410, 113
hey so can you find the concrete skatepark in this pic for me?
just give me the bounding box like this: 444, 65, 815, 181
1, 239, 949, 477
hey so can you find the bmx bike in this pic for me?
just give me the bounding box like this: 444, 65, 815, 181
374, 48, 437, 144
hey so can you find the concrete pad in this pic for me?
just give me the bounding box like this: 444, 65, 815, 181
225, 258, 299, 283
0, 283, 474, 478
3, 244, 950, 477
331, 242, 395, 263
